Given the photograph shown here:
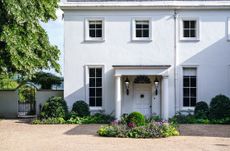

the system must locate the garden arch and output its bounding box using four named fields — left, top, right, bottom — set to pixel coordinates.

left=17, top=82, right=38, bottom=117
